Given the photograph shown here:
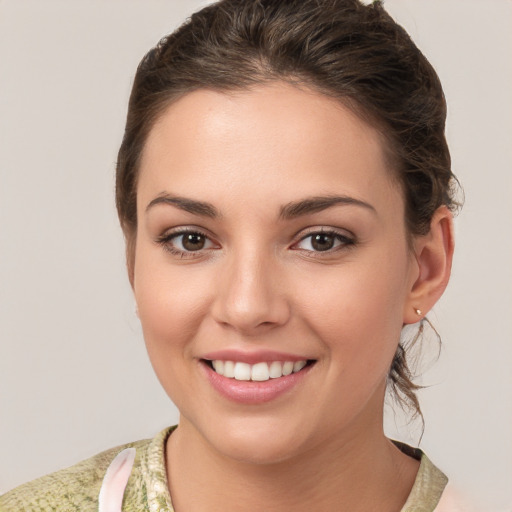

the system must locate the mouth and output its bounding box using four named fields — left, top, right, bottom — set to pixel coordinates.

left=202, top=359, right=316, bottom=382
